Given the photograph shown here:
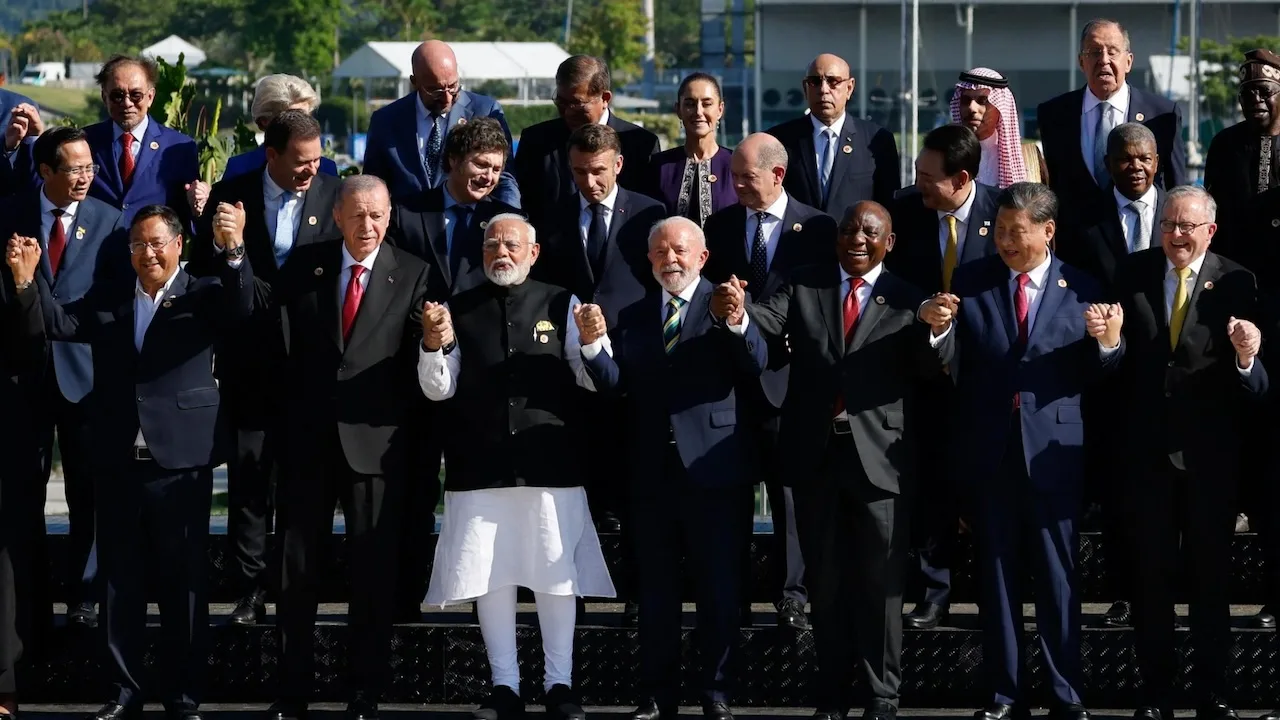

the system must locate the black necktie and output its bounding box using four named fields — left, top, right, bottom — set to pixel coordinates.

left=450, top=205, right=472, bottom=281
left=586, top=203, right=607, bottom=278
left=749, top=211, right=769, bottom=292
